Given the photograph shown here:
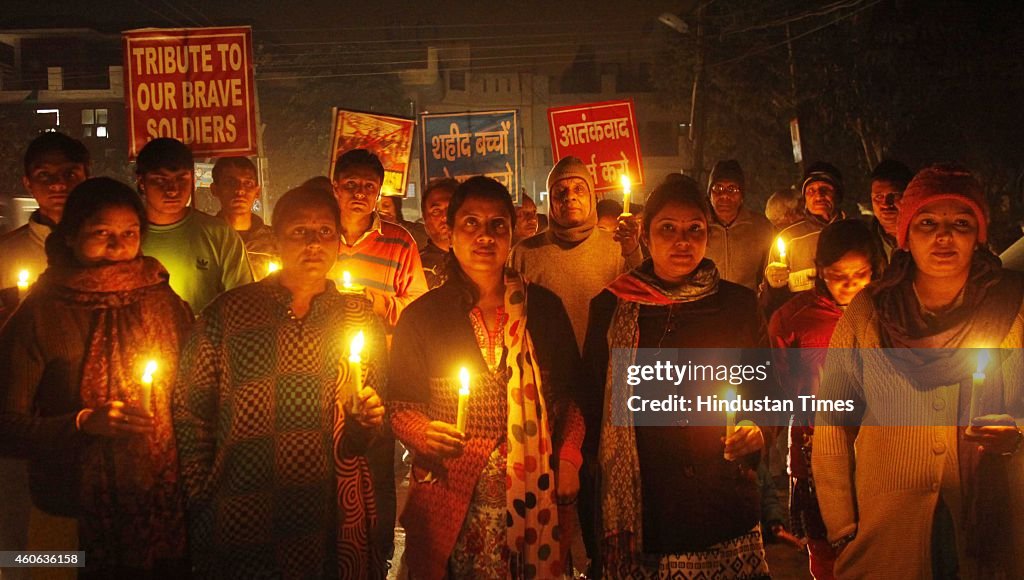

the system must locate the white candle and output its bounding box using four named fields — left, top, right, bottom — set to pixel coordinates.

left=620, top=174, right=632, bottom=216
left=456, top=367, right=470, bottom=433
left=16, top=270, right=30, bottom=298
left=725, top=388, right=737, bottom=438
left=140, top=359, right=158, bottom=415
left=342, top=271, right=353, bottom=290
left=776, top=237, right=787, bottom=262
left=349, top=331, right=365, bottom=411
left=970, top=350, right=990, bottom=422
